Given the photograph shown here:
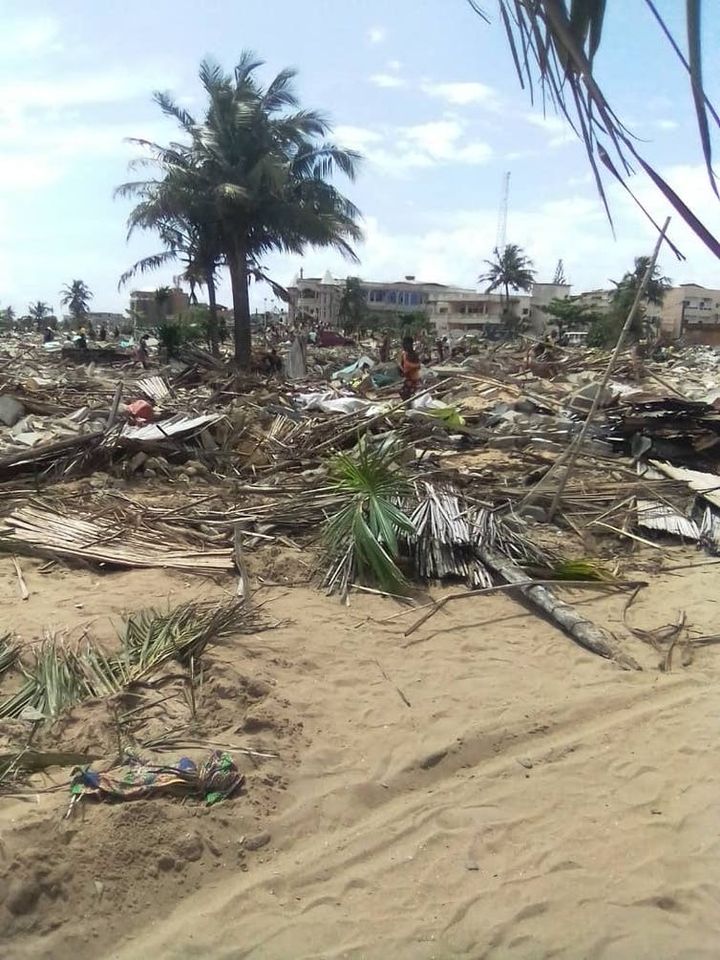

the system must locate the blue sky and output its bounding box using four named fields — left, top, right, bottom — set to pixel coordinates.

left=0, top=0, right=718, bottom=317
